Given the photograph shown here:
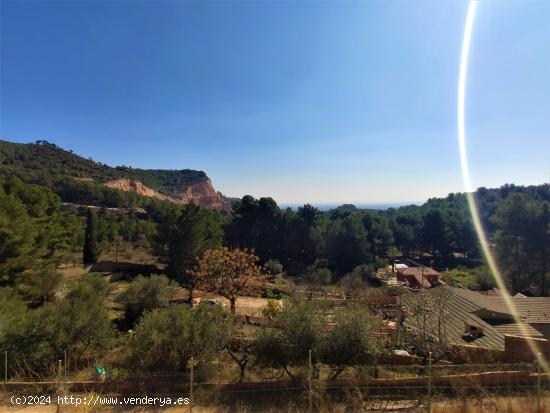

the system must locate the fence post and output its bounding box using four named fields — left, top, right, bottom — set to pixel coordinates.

left=427, top=351, right=432, bottom=413
left=537, top=353, right=542, bottom=413
left=218, top=351, right=221, bottom=386
left=57, top=359, right=62, bottom=413
left=4, top=351, right=6, bottom=383
left=189, top=356, right=194, bottom=413
left=64, top=350, right=67, bottom=378
left=308, top=349, right=312, bottom=413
